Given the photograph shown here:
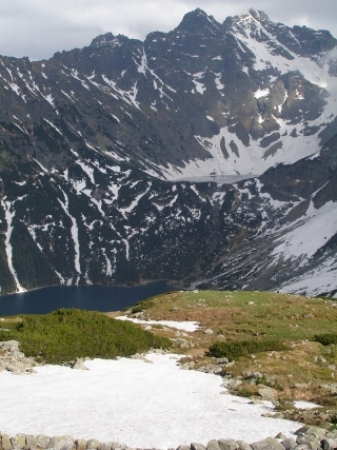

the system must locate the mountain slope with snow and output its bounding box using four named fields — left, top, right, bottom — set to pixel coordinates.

left=0, top=9, right=335, bottom=296
left=194, top=134, right=337, bottom=297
